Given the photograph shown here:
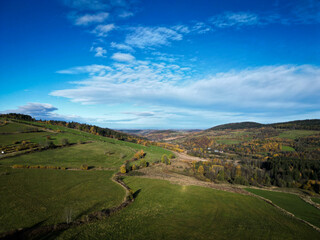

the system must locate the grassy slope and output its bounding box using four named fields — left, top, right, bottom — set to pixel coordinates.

left=0, top=120, right=172, bottom=169
left=245, top=188, right=320, bottom=228
left=312, top=198, right=320, bottom=204
left=58, top=177, right=320, bottom=240
left=281, top=145, right=295, bottom=152
left=0, top=132, right=49, bottom=146
left=1, top=141, right=170, bottom=169
left=0, top=122, right=38, bottom=133
left=277, top=130, right=319, bottom=139
left=0, top=168, right=124, bottom=233
left=0, top=120, right=172, bottom=235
